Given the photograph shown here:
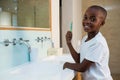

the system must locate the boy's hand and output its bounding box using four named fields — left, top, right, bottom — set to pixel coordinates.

left=66, top=31, right=72, bottom=44
left=63, top=62, right=69, bottom=70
